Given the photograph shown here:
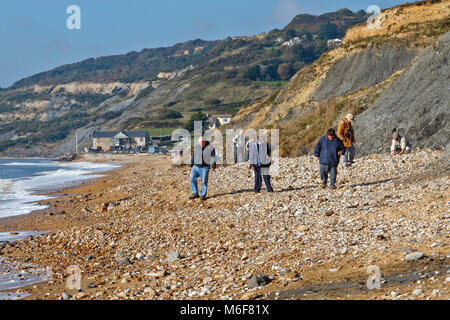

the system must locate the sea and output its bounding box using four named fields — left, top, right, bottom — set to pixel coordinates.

left=0, top=158, right=120, bottom=219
